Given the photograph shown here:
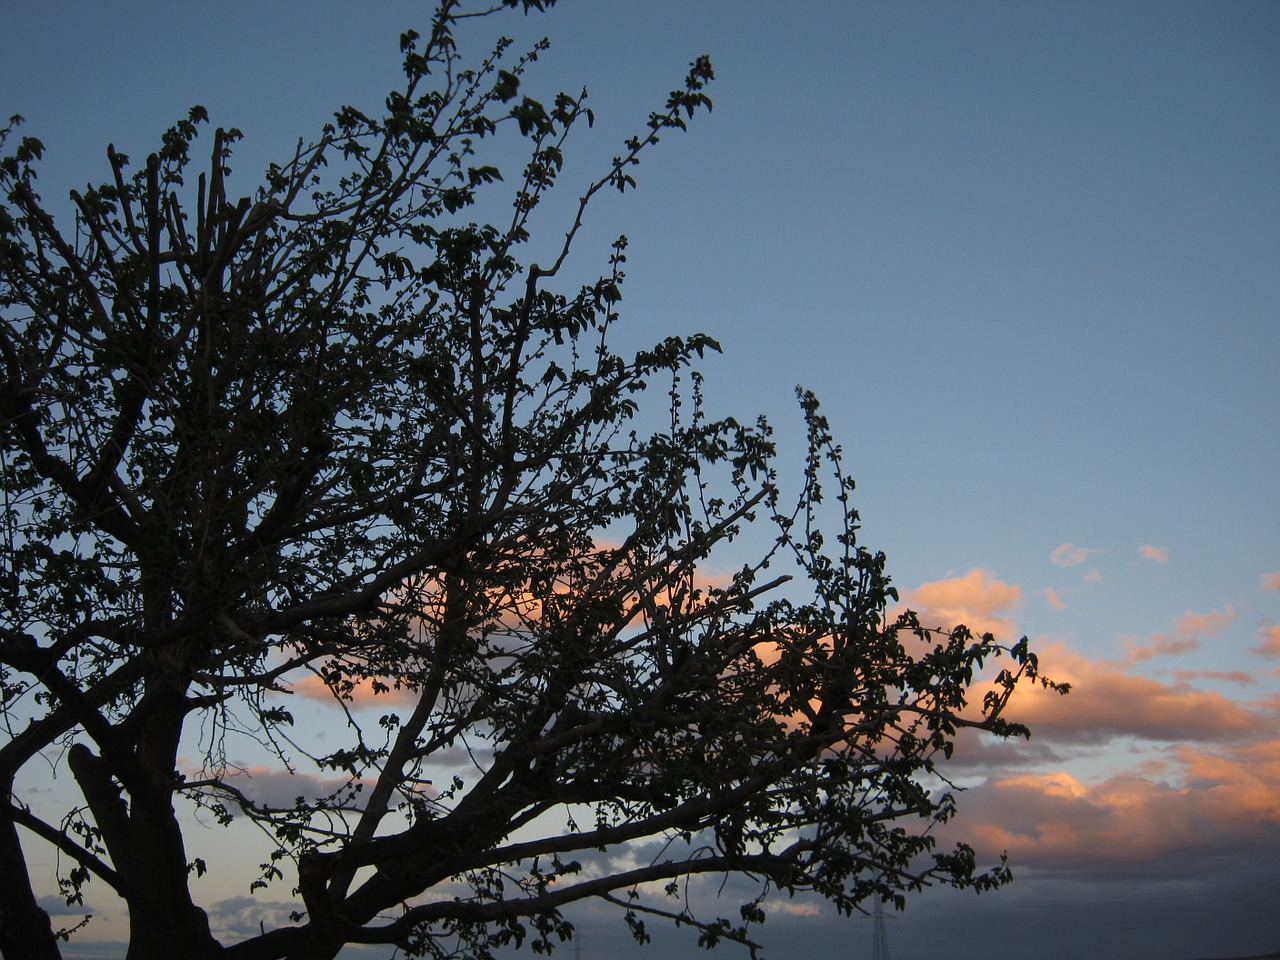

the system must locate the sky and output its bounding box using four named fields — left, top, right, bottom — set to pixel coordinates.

left=3, top=1, right=1279, bottom=958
